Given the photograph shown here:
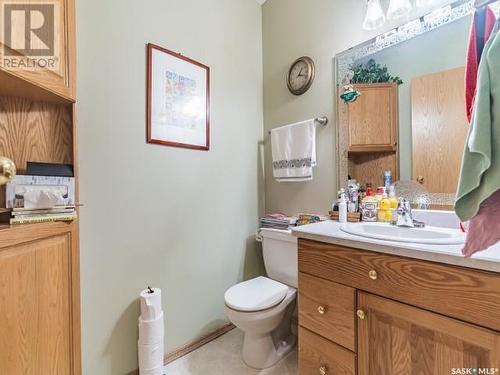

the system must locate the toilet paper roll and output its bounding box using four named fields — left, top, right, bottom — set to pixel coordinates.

left=140, top=288, right=162, bottom=321
left=139, top=365, right=164, bottom=375
left=139, top=312, right=164, bottom=345
left=138, top=341, right=164, bottom=371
